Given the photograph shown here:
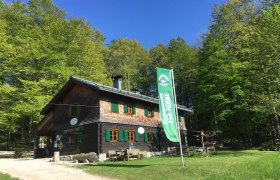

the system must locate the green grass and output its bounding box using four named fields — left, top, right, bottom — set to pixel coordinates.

left=0, top=172, right=18, bottom=180
left=77, top=150, right=280, bottom=180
